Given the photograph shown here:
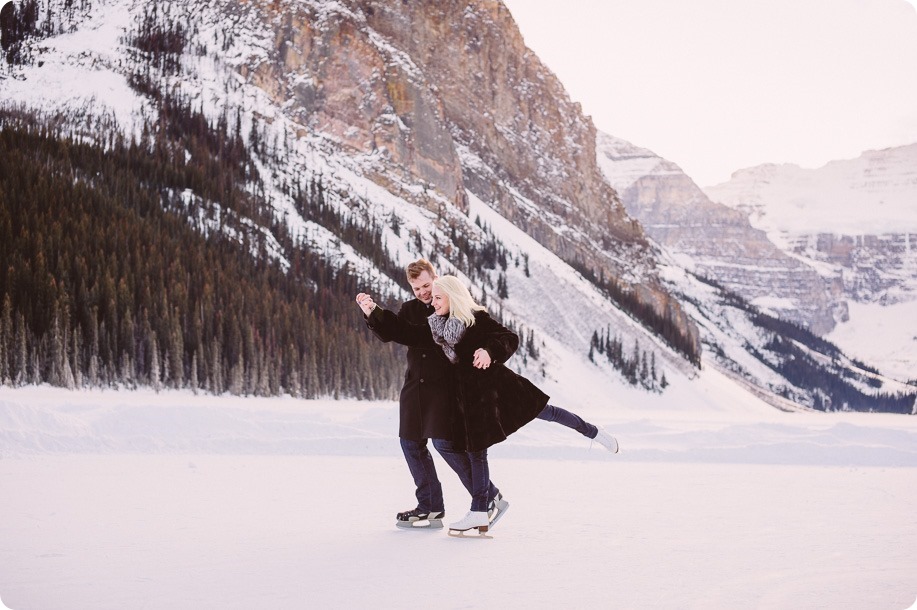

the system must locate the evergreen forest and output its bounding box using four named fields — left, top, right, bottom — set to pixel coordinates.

left=0, top=106, right=408, bottom=399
